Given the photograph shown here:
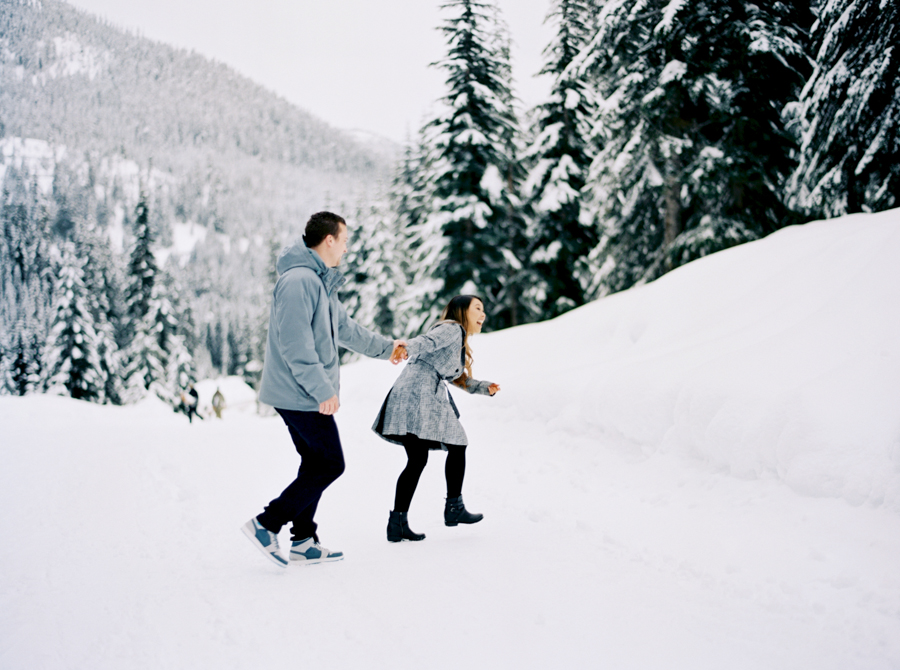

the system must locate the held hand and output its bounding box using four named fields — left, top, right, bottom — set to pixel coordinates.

left=390, top=341, right=409, bottom=365
left=319, top=395, right=340, bottom=415
left=488, top=383, right=501, bottom=396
